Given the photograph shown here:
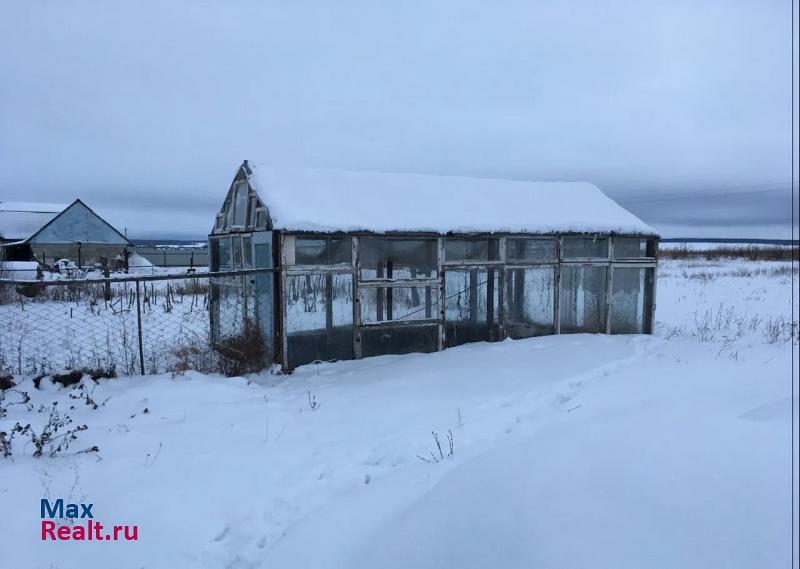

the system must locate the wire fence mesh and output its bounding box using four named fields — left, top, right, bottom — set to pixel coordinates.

left=0, top=270, right=268, bottom=377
